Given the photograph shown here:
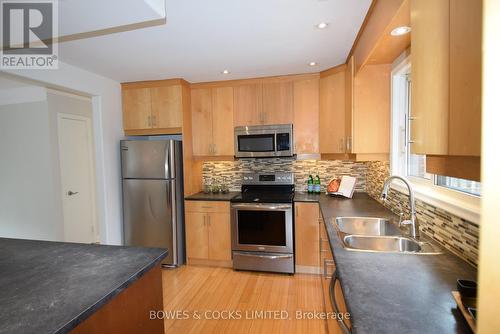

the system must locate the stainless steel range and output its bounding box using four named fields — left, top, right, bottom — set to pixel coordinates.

left=230, top=172, right=295, bottom=274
